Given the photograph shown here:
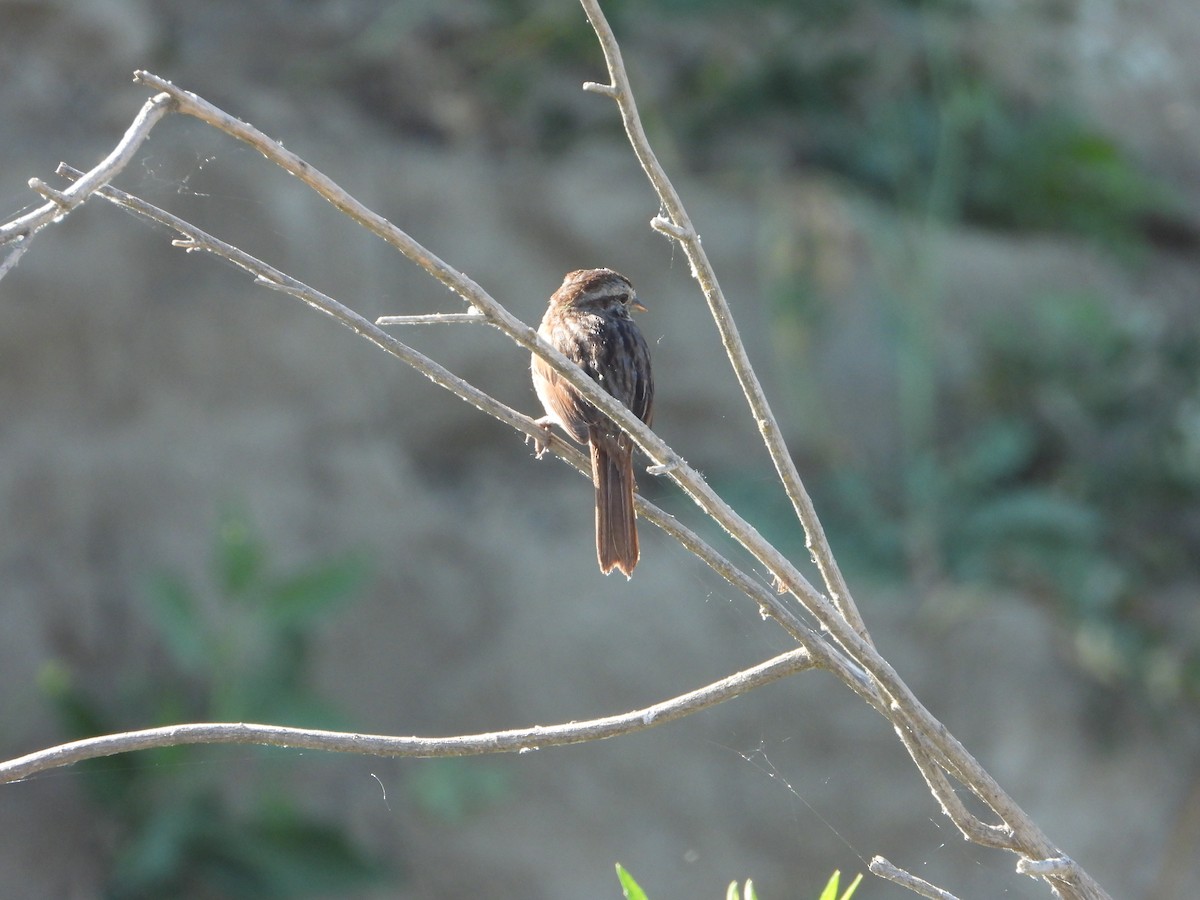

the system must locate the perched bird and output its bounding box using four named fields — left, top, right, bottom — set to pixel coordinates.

left=531, top=269, right=654, bottom=576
